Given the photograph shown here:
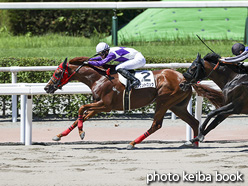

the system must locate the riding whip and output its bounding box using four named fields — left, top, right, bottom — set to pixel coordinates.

left=196, top=34, right=216, bottom=54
